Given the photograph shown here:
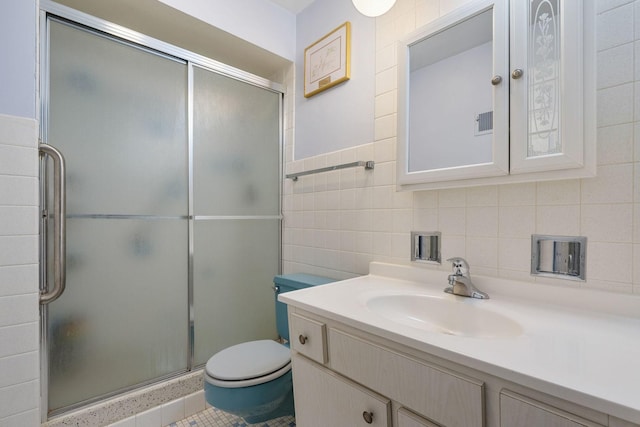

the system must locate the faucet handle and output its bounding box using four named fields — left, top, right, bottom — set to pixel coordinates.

left=447, top=257, right=470, bottom=276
